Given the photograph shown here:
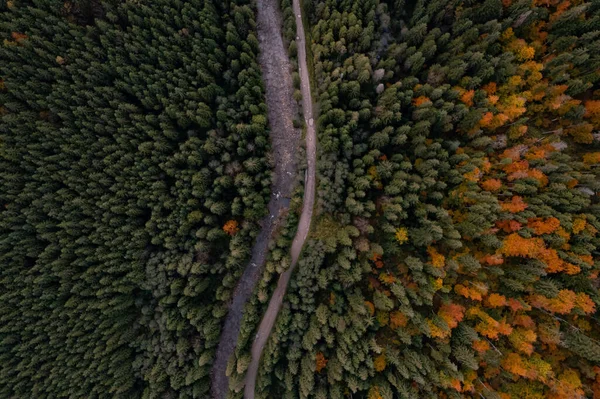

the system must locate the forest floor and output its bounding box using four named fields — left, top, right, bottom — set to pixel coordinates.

left=243, top=0, right=317, bottom=397
left=209, top=0, right=301, bottom=397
